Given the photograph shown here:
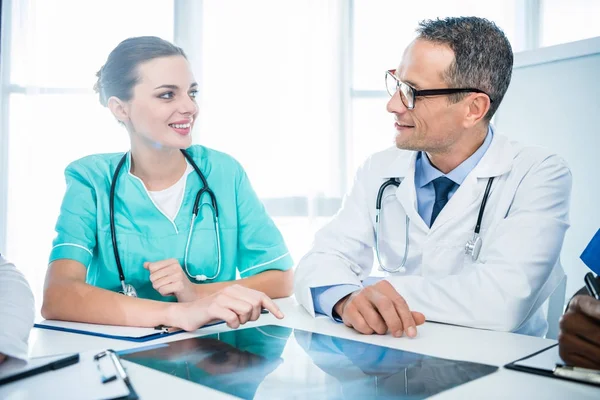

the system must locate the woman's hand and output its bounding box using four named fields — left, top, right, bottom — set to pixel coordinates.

left=144, top=259, right=197, bottom=302
left=170, top=284, right=284, bottom=332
